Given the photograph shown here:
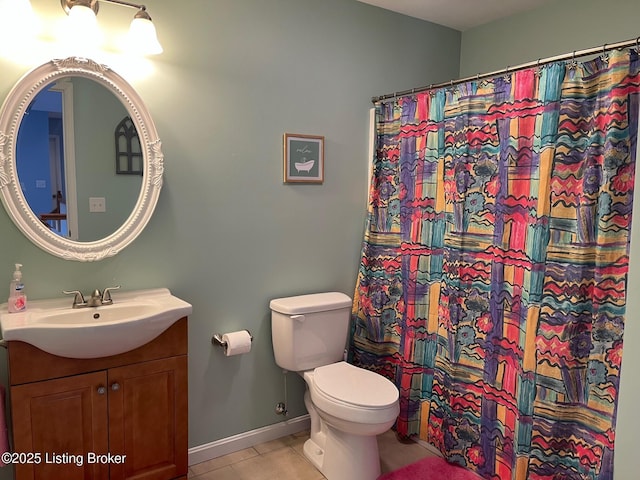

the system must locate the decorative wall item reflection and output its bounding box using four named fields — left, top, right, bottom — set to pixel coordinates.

left=283, top=133, right=324, bottom=183
left=115, top=116, right=143, bottom=175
